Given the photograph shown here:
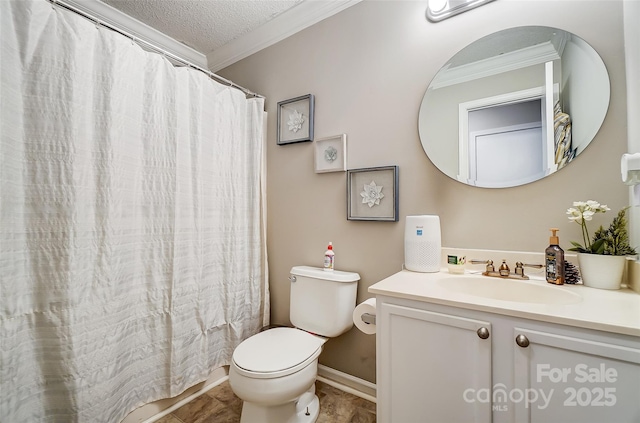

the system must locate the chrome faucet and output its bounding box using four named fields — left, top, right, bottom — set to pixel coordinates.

left=470, top=259, right=543, bottom=280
